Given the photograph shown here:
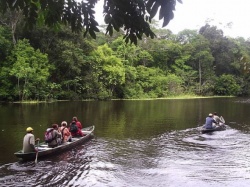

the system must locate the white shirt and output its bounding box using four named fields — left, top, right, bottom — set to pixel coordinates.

left=22, top=133, right=35, bottom=153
